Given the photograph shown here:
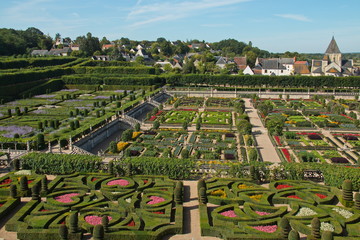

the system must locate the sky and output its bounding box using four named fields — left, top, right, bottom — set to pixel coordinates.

left=0, top=0, right=359, bottom=53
